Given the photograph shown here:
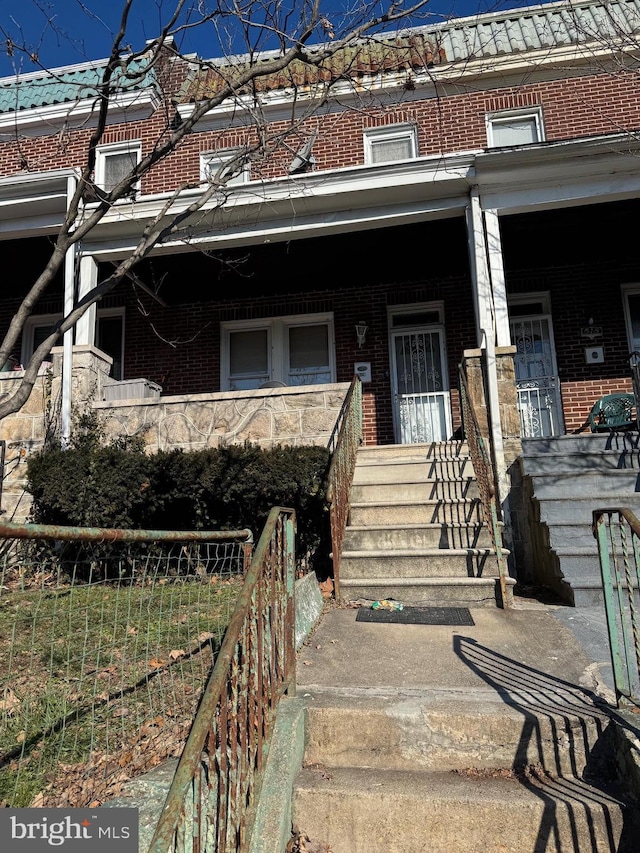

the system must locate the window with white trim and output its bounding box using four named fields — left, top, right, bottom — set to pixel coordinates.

left=221, top=314, right=335, bottom=391
left=200, top=149, right=250, bottom=186
left=21, top=310, right=125, bottom=379
left=363, top=124, right=418, bottom=165
left=486, top=108, right=544, bottom=148
left=95, top=142, right=141, bottom=192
